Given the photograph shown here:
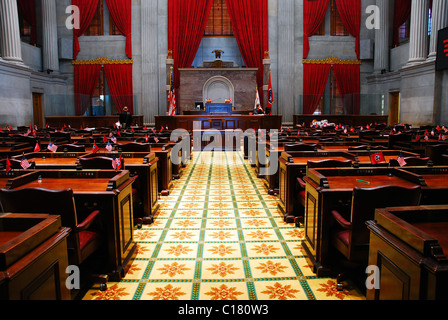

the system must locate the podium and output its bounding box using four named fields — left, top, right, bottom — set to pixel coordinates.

left=206, top=103, right=233, bottom=114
